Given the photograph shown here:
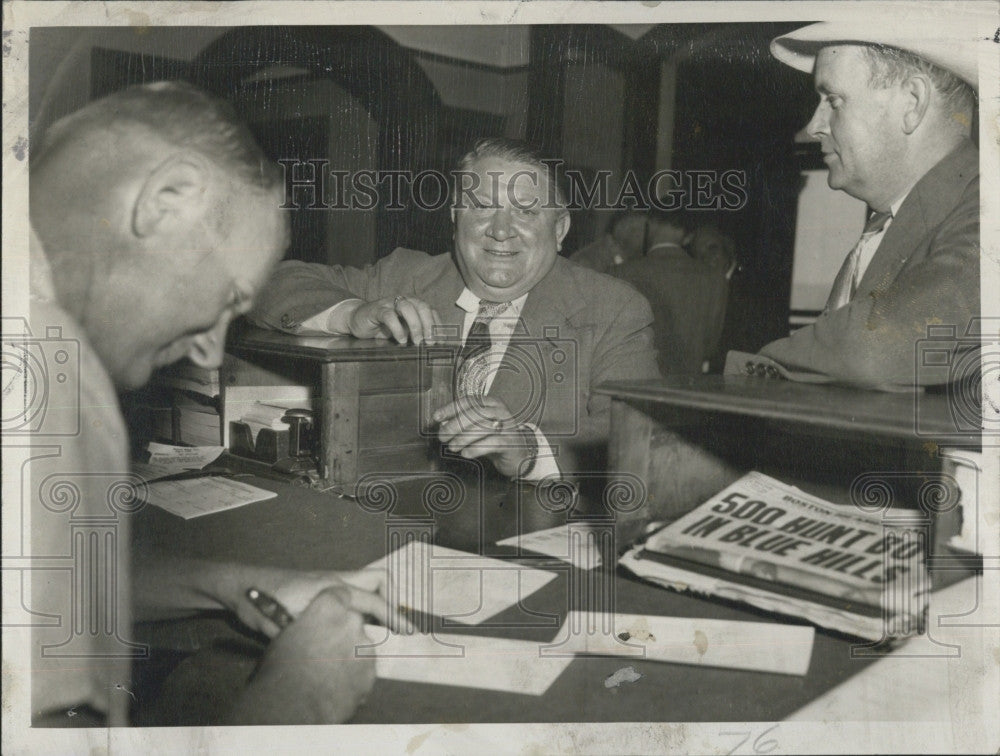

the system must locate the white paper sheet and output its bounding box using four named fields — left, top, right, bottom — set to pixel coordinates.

left=361, top=625, right=572, bottom=695
left=144, top=442, right=225, bottom=473
left=366, top=542, right=558, bottom=625
left=548, top=611, right=814, bottom=676
left=496, top=524, right=604, bottom=570
left=141, top=477, right=276, bottom=519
